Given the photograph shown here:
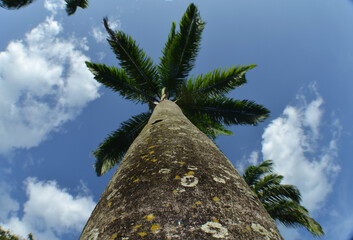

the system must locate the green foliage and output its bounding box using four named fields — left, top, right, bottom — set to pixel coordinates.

left=0, top=0, right=87, bottom=15
left=88, top=3, right=270, bottom=175
left=65, top=0, right=88, bottom=15
left=185, top=65, right=256, bottom=97
left=86, top=62, right=158, bottom=104
left=243, top=160, right=324, bottom=237
left=180, top=96, right=269, bottom=126
left=158, top=4, right=205, bottom=98
left=104, top=18, right=160, bottom=100
left=93, top=112, right=151, bottom=176
left=0, top=226, right=34, bottom=240
left=0, top=0, right=34, bottom=9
